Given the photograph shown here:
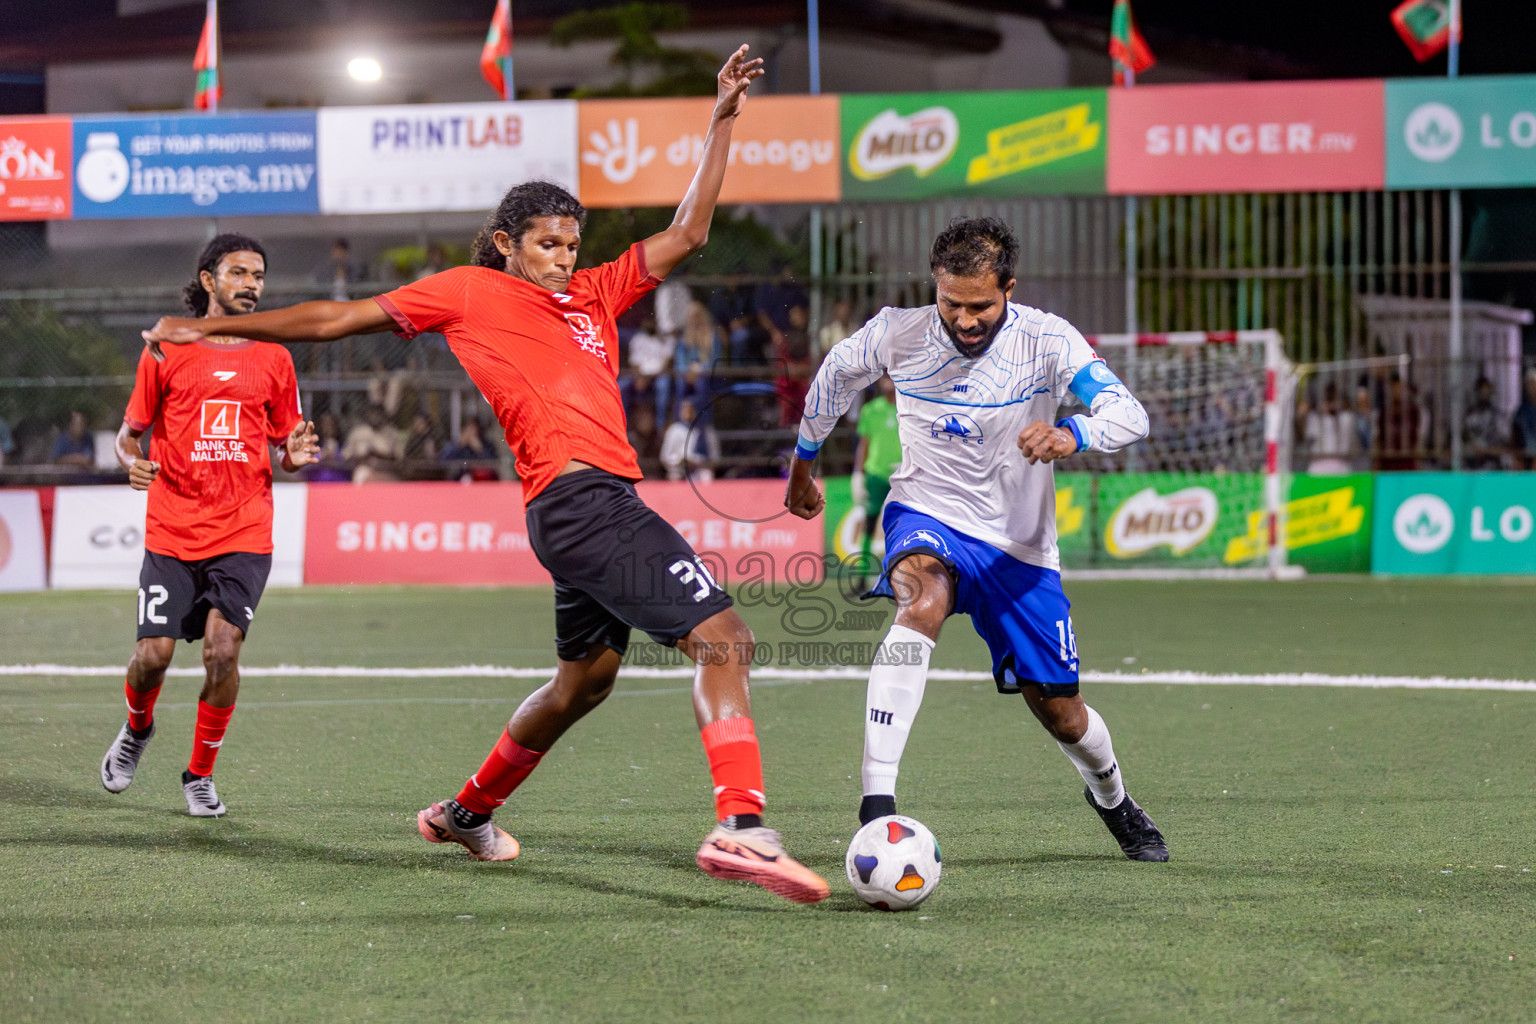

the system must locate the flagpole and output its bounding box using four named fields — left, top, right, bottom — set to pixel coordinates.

left=1123, top=63, right=1140, bottom=471
left=1447, top=0, right=1462, bottom=470
left=208, top=0, right=219, bottom=114
left=807, top=0, right=824, bottom=357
